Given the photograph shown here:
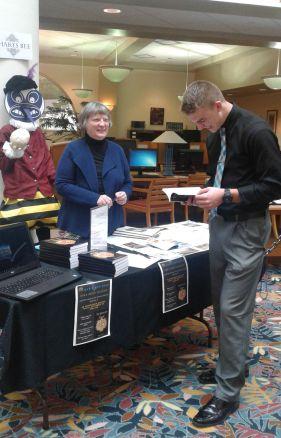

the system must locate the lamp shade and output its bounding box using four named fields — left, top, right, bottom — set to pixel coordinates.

left=152, top=130, right=186, bottom=144
left=262, top=49, right=281, bottom=90
left=99, top=65, right=132, bottom=83
left=72, top=88, right=93, bottom=98
left=262, top=75, right=281, bottom=90
left=99, top=41, right=133, bottom=83
left=72, top=52, right=93, bottom=98
left=178, top=56, right=189, bottom=102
